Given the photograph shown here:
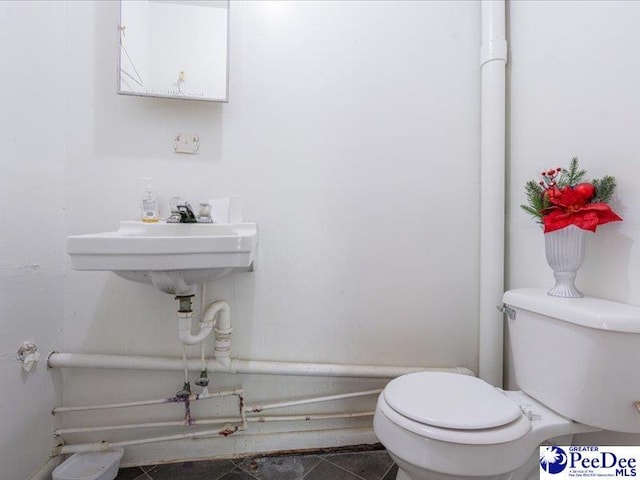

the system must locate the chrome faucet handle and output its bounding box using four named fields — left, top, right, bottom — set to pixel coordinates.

left=197, top=202, right=213, bottom=223
left=175, top=203, right=198, bottom=223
